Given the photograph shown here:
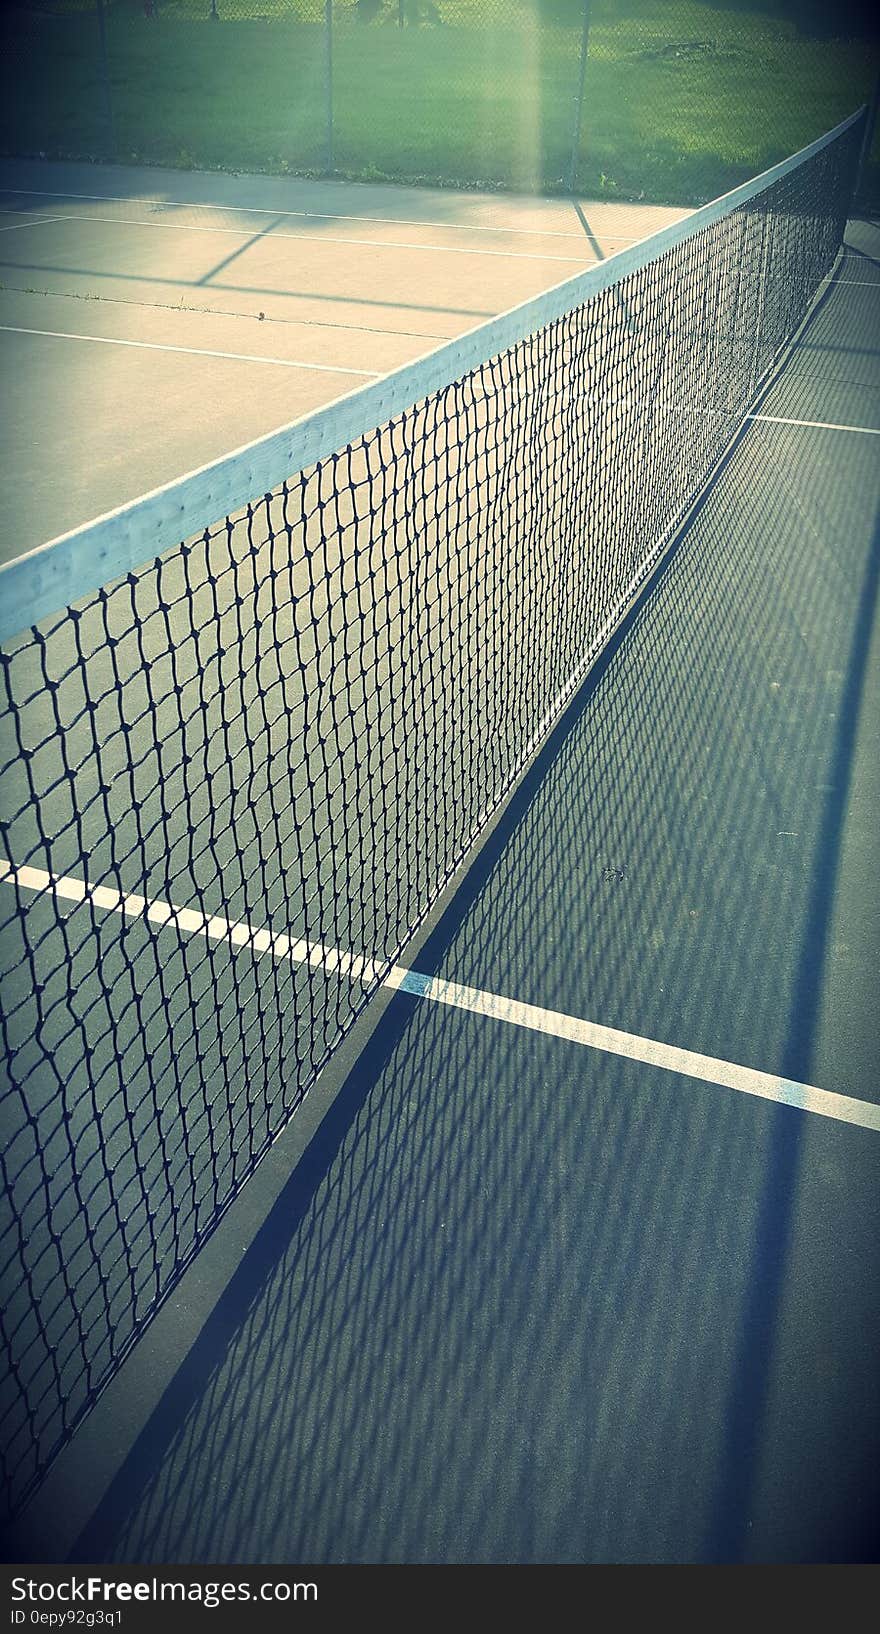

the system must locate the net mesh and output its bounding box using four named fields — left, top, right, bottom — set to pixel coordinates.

left=0, top=113, right=863, bottom=1517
